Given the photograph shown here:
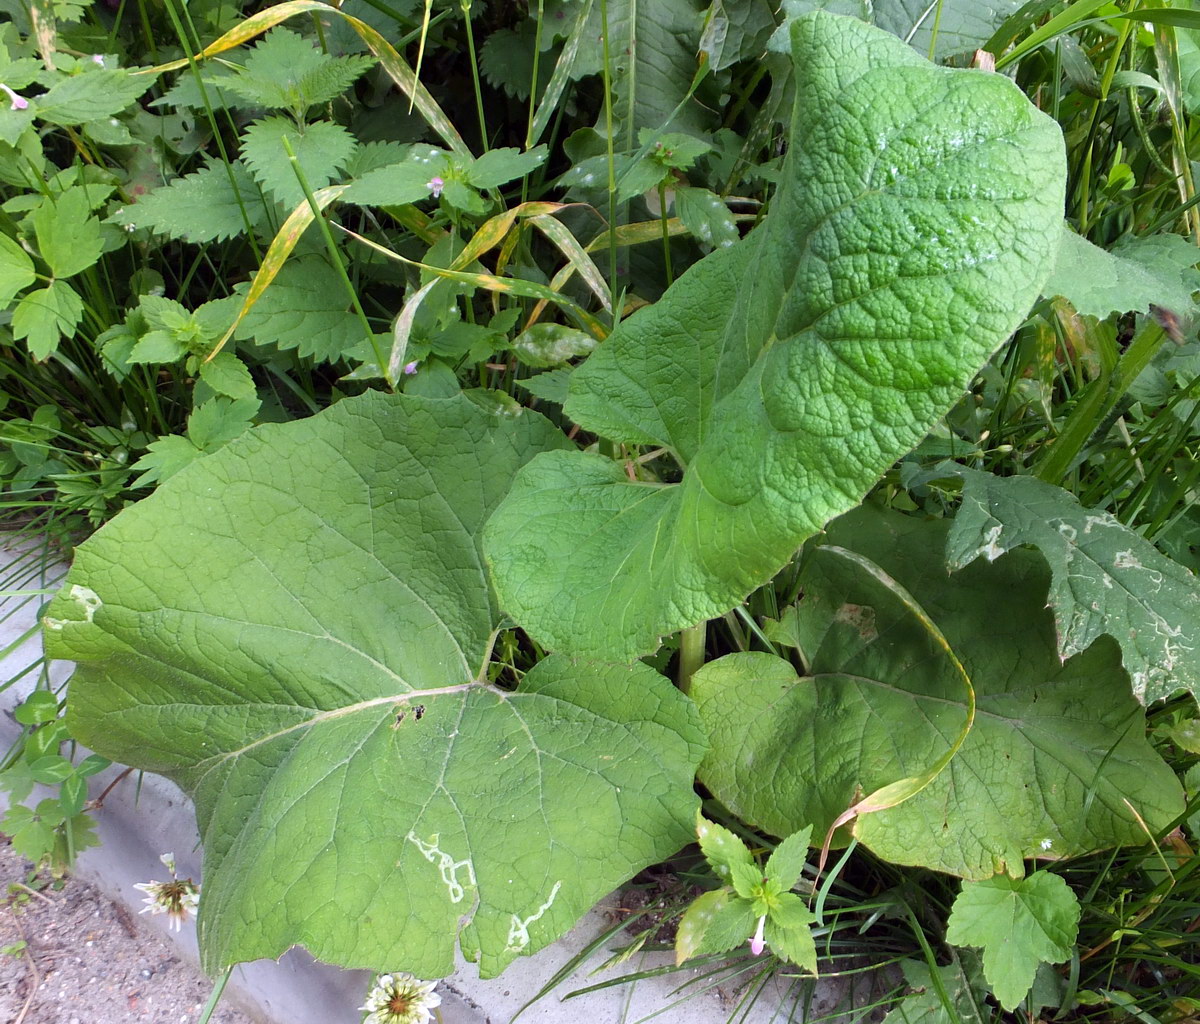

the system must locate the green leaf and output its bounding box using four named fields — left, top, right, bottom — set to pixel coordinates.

left=111, top=161, right=268, bottom=244
left=32, top=188, right=103, bottom=279
left=764, top=825, right=812, bottom=890
left=47, top=392, right=704, bottom=978
left=485, top=12, right=1066, bottom=661
left=695, top=813, right=755, bottom=885
left=675, top=888, right=730, bottom=963
left=186, top=396, right=260, bottom=451
left=233, top=254, right=364, bottom=363
left=945, top=872, right=1079, bottom=1011
left=14, top=691, right=59, bottom=724
left=517, top=368, right=573, bottom=406
left=511, top=323, right=597, bottom=368
left=764, top=901, right=816, bottom=971
left=129, top=435, right=204, bottom=488
left=729, top=859, right=763, bottom=900
left=240, top=116, right=357, bottom=209
left=12, top=280, right=82, bottom=360
left=199, top=352, right=256, bottom=400
left=224, top=29, right=373, bottom=110
left=692, top=889, right=758, bottom=957
left=340, top=157, right=442, bottom=206
left=944, top=467, right=1200, bottom=704
left=1044, top=227, right=1198, bottom=319
left=691, top=505, right=1184, bottom=879
left=466, top=145, right=548, bottom=189
left=874, top=0, right=1024, bottom=58
left=33, top=68, right=154, bottom=126
left=129, top=330, right=188, bottom=364
left=0, top=232, right=35, bottom=306
left=674, top=185, right=739, bottom=249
